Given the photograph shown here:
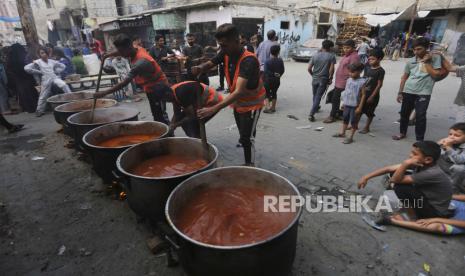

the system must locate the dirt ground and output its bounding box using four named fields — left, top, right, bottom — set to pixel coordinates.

left=1, top=60, right=465, bottom=275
